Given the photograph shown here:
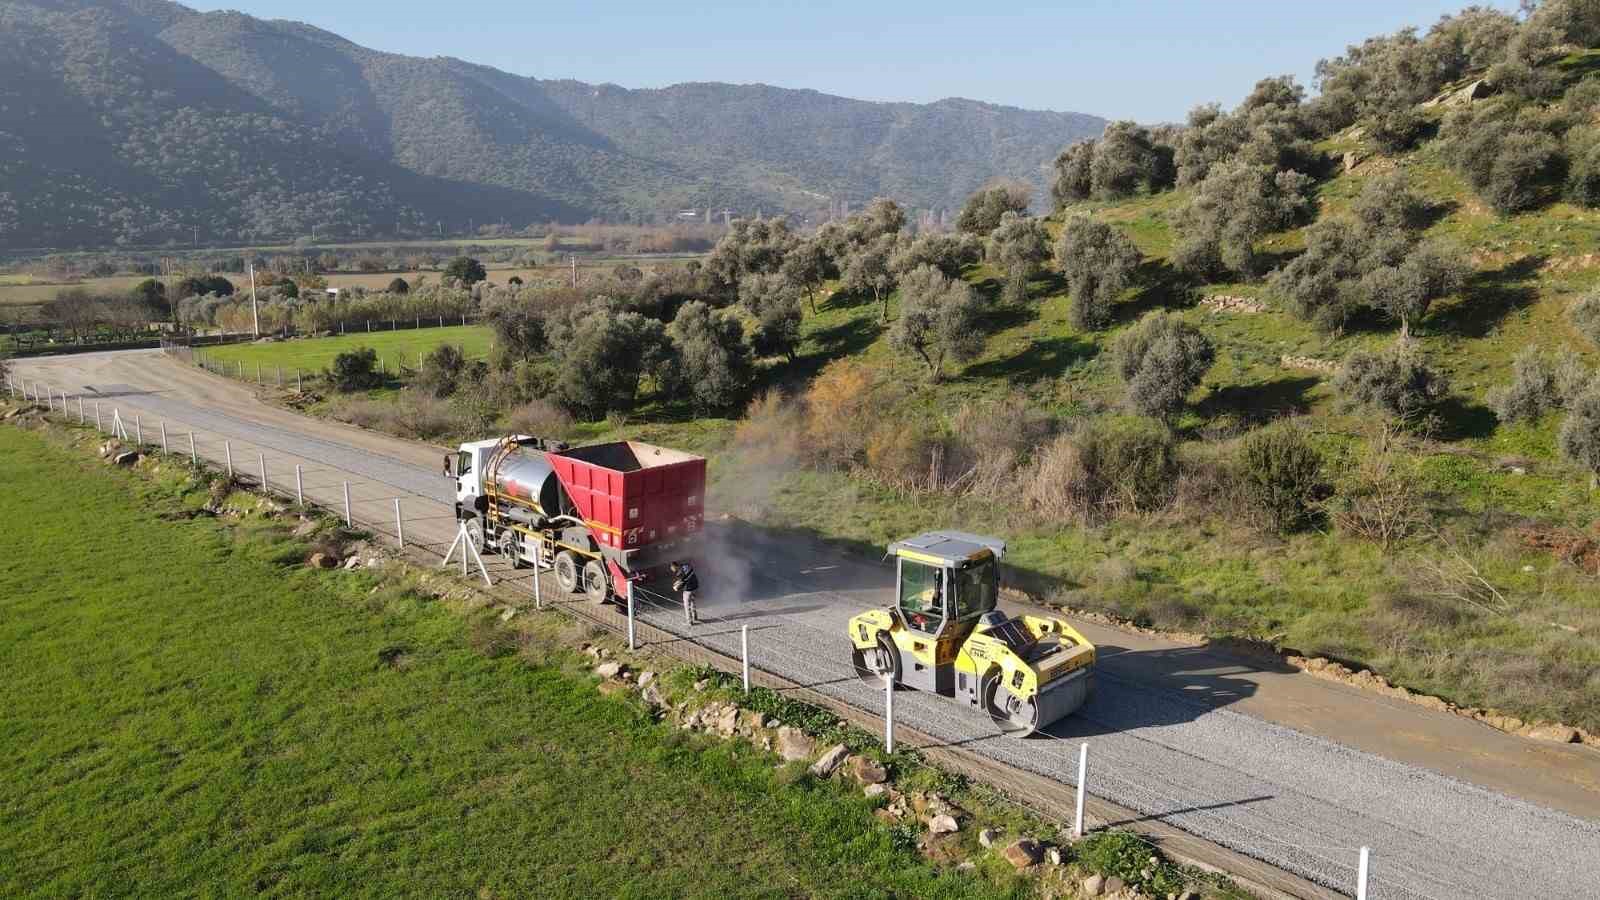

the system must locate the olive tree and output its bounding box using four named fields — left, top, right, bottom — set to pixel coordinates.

left=778, top=236, right=832, bottom=313
left=738, top=272, right=804, bottom=361
left=1055, top=217, right=1142, bottom=331
left=889, top=265, right=984, bottom=382
left=549, top=309, right=671, bottom=419
left=986, top=212, right=1052, bottom=304
left=443, top=256, right=486, bottom=286
left=705, top=216, right=796, bottom=292
left=666, top=301, right=752, bottom=412
left=842, top=233, right=898, bottom=320
left=1112, top=311, right=1216, bottom=422
left=1051, top=140, right=1095, bottom=207
left=1570, top=293, right=1600, bottom=347
left=889, top=231, right=982, bottom=280
left=1171, top=161, right=1313, bottom=280
left=957, top=180, right=1031, bottom=234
